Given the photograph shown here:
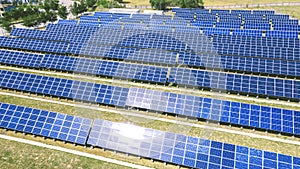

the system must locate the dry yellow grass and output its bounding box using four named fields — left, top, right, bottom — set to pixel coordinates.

left=242, top=6, right=300, bottom=19
left=0, top=138, right=130, bottom=169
